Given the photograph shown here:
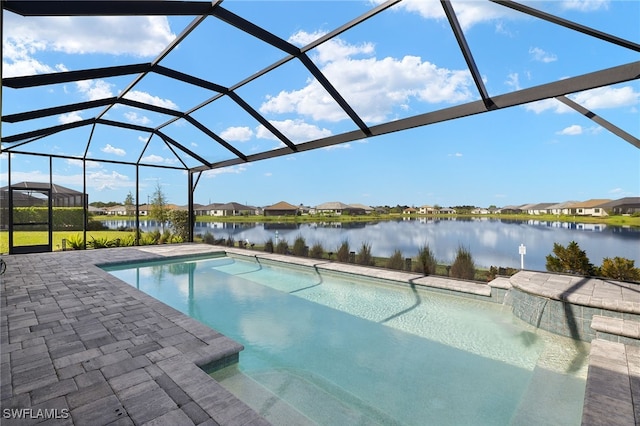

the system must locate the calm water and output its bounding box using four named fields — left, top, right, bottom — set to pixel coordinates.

left=104, top=218, right=640, bottom=271
left=105, top=255, right=588, bottom=425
